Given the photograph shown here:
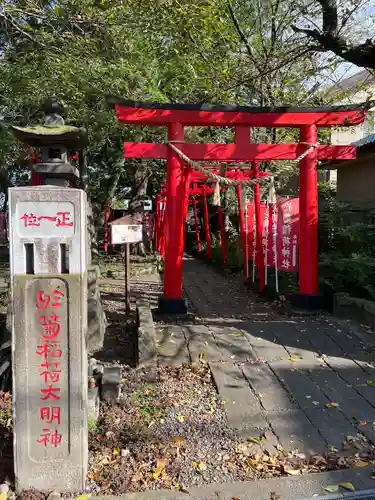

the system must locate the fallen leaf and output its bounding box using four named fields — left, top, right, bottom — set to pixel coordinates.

left=172, top=436, right=185, bottom=446
left=359, top=420, right=368, bottom=426
left=192, top=461, right=206, bottom=471
left=305, top=395, right=311, bottom=399
left=258, top=393, right=263, bottom=398
left=312, top=401, right=320, bottom=406
left=328, top=444, right=338, bottom=452
left=326, top=402, right=340, bottom=408
left=73, top=495, right=92, bottom=500
left=354, top=460, right=369, bottom=468
left=323, top=485, right=339, bottom=493
left=87, top=470, right=100, bottom=481
left=204, top=341, right=209, bottom=347
left=231, top=333, right=243, bottom=337
left=159, top=418, right=165, bottom=424
left=174, top=483, right=189, bottom=493
left=247, top=437, right=261, bottom=445
left=340, top=483, right=355, bottom=491
left=367, top=380, right=375, bottom=387
left=284, top=467, right=301, bottom=476
left=152, top=459, right=167, bottom=480
left=176, top=415, right=185, bottom=423
left=276, top=444, right=289, bottom=457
